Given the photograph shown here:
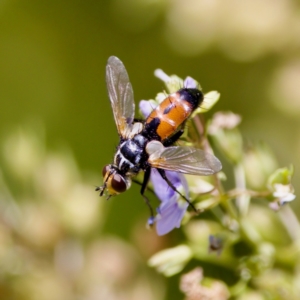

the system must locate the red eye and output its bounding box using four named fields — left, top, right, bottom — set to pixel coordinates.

left=111, top=174, right=127, bottom=193
left=102, top=165, right=110, bottom=177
